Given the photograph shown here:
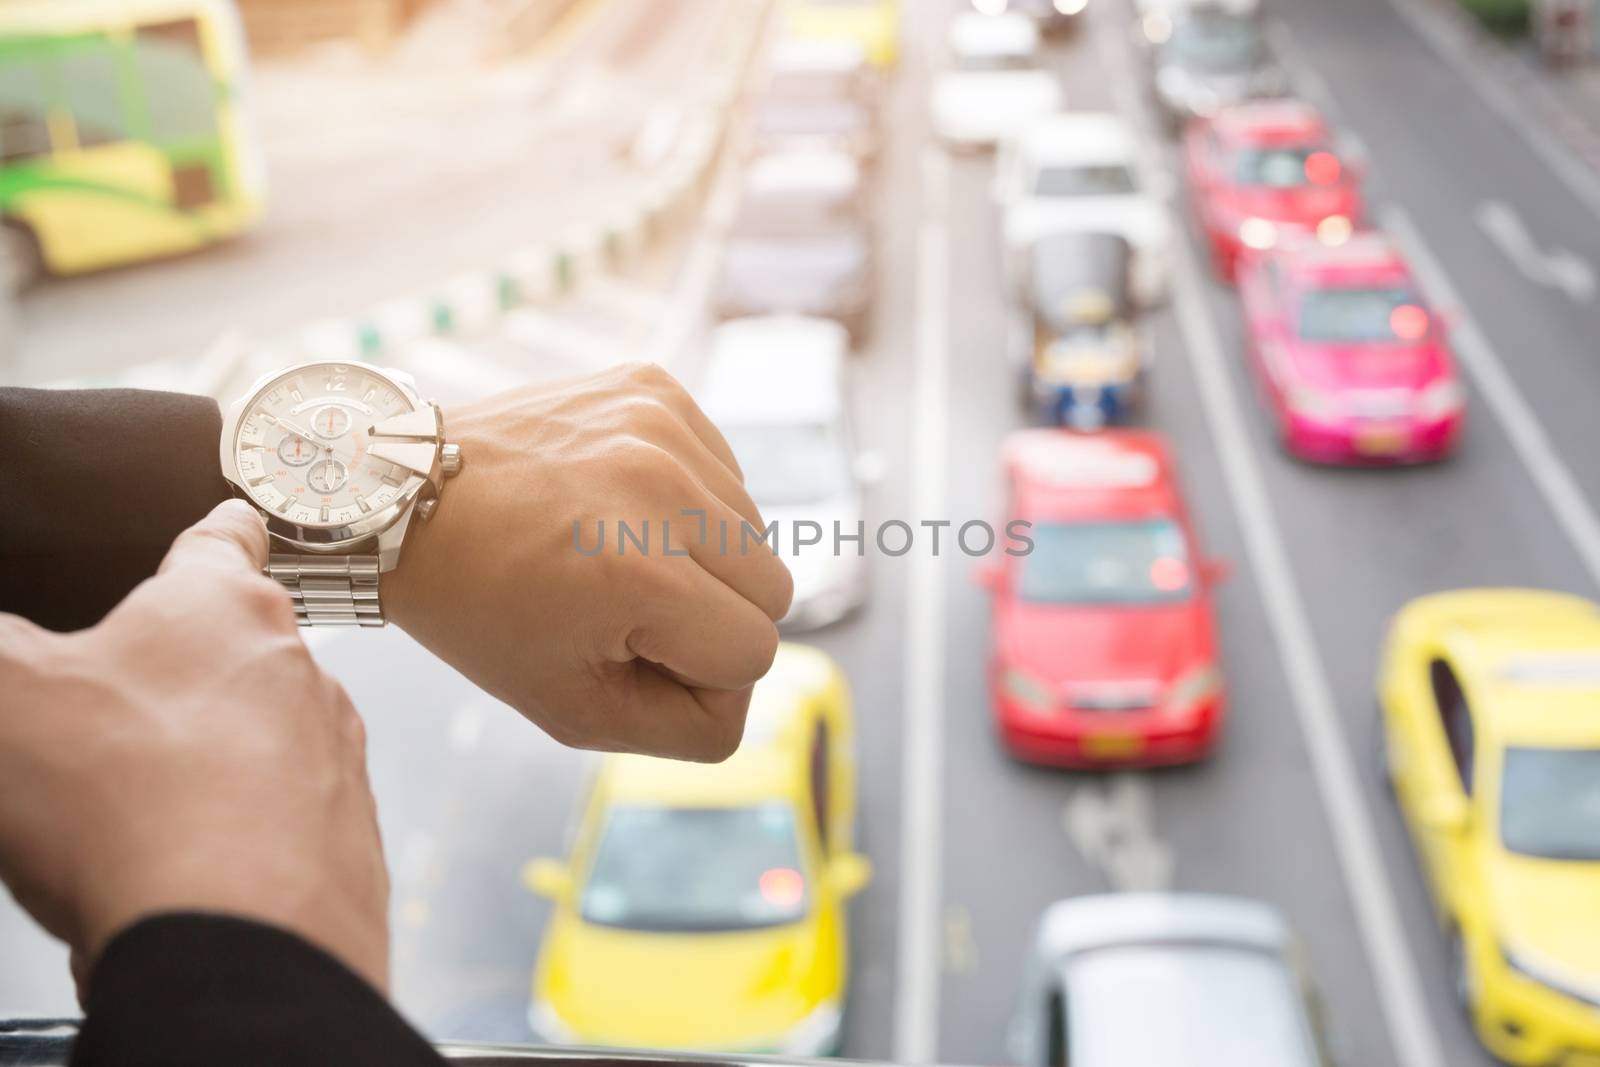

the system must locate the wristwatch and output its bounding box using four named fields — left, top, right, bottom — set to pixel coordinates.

left=219, top=360, right=462, bottom=627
